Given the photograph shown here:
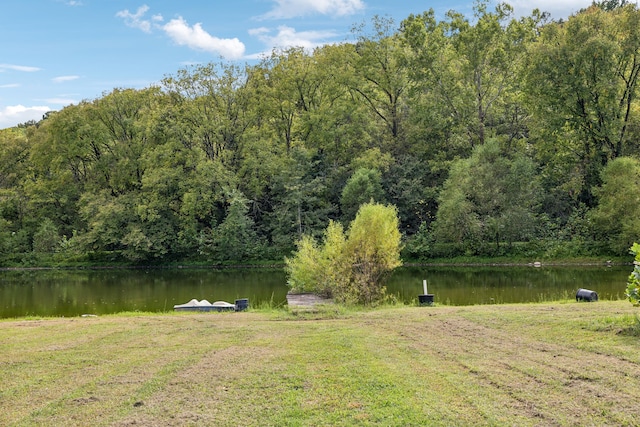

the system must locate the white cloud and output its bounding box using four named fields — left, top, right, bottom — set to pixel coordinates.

left=45, top=98, right=77, bottom=105
left=0, top=84, right=20, bottom=88
left=510, top=0, right=592, bottom=19
left=0, top=105, right=51, bottom=129
left=260, top=0, right=365, bottom=19
left=249, top=25, right=338, bottom=51
left=162, top=17, right=245, bottom=60
left=116, top=6, right=244, bottom=59
left=52, top=75, right=80, bottom=83
left=248, top=27, right=270, bottom=37
left=56, top=0, right=82, bottom=5
left=0, top=64, right=41, bottom=72
left=116, top=5, right=153, bottom=33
